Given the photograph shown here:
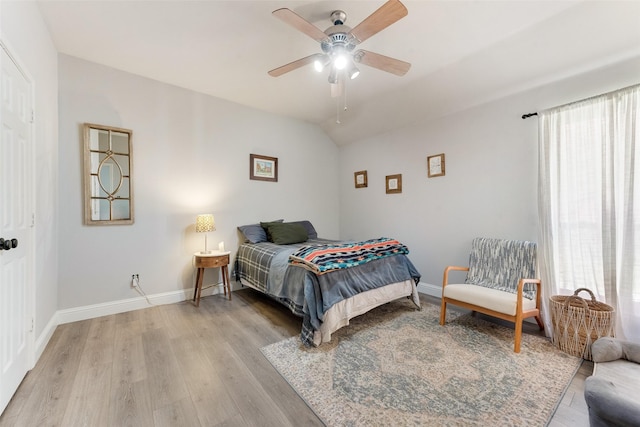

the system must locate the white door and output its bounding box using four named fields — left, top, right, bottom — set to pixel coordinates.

left=0, top=44, right=33, bottom=414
